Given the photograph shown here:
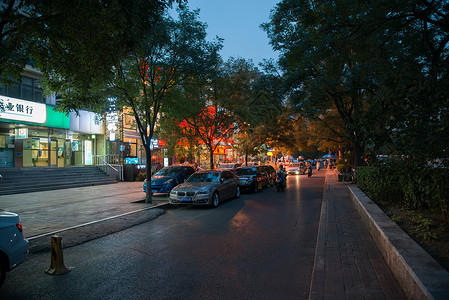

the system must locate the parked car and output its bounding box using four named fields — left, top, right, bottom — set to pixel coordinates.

left=286, top=162, right=306, bottom=175
left=234, top=166, right=268, bottom=193
left=259, top=165, right=276, bottom=186
left=216, top=163, right=241, bottom=171
left=0, top=211, right=29, bottom=288
left=143, top=165, right=196, bottom=194
left=169, top=170, right=240, bottom=207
